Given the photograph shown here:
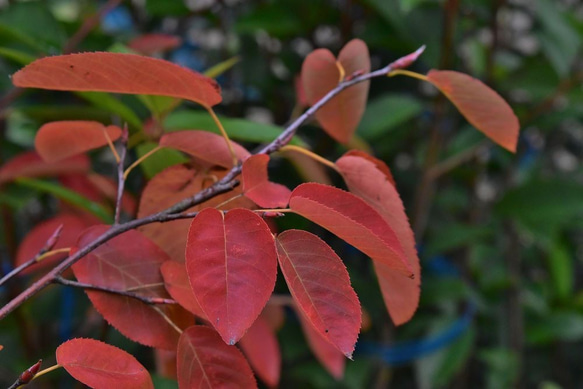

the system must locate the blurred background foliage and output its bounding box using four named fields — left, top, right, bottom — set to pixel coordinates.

left=1, top=0, right=583, bottom=388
